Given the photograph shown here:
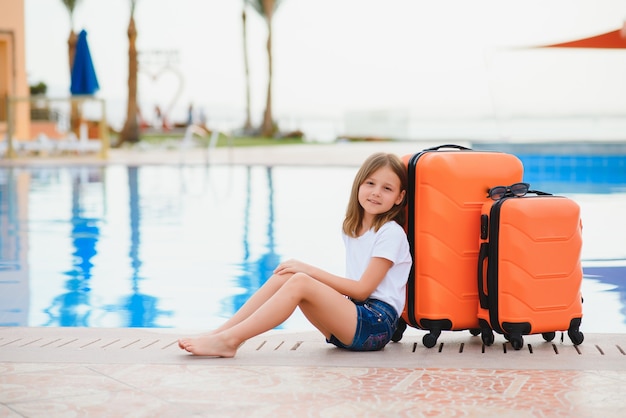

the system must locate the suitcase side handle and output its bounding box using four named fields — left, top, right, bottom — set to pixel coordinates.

left=423, top=144, right=471, bottom=151
left=478, top=242, right=490, bottom=309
